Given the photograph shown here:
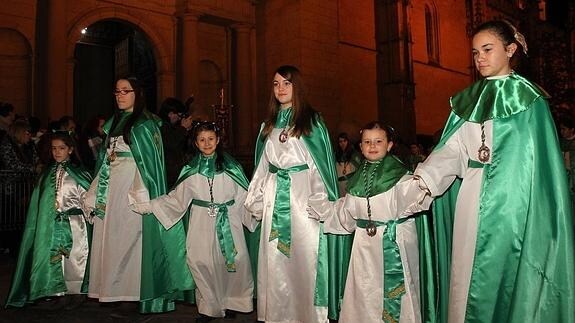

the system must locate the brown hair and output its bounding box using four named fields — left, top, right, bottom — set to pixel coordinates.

left=261, top=65, right=317, bottom=138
